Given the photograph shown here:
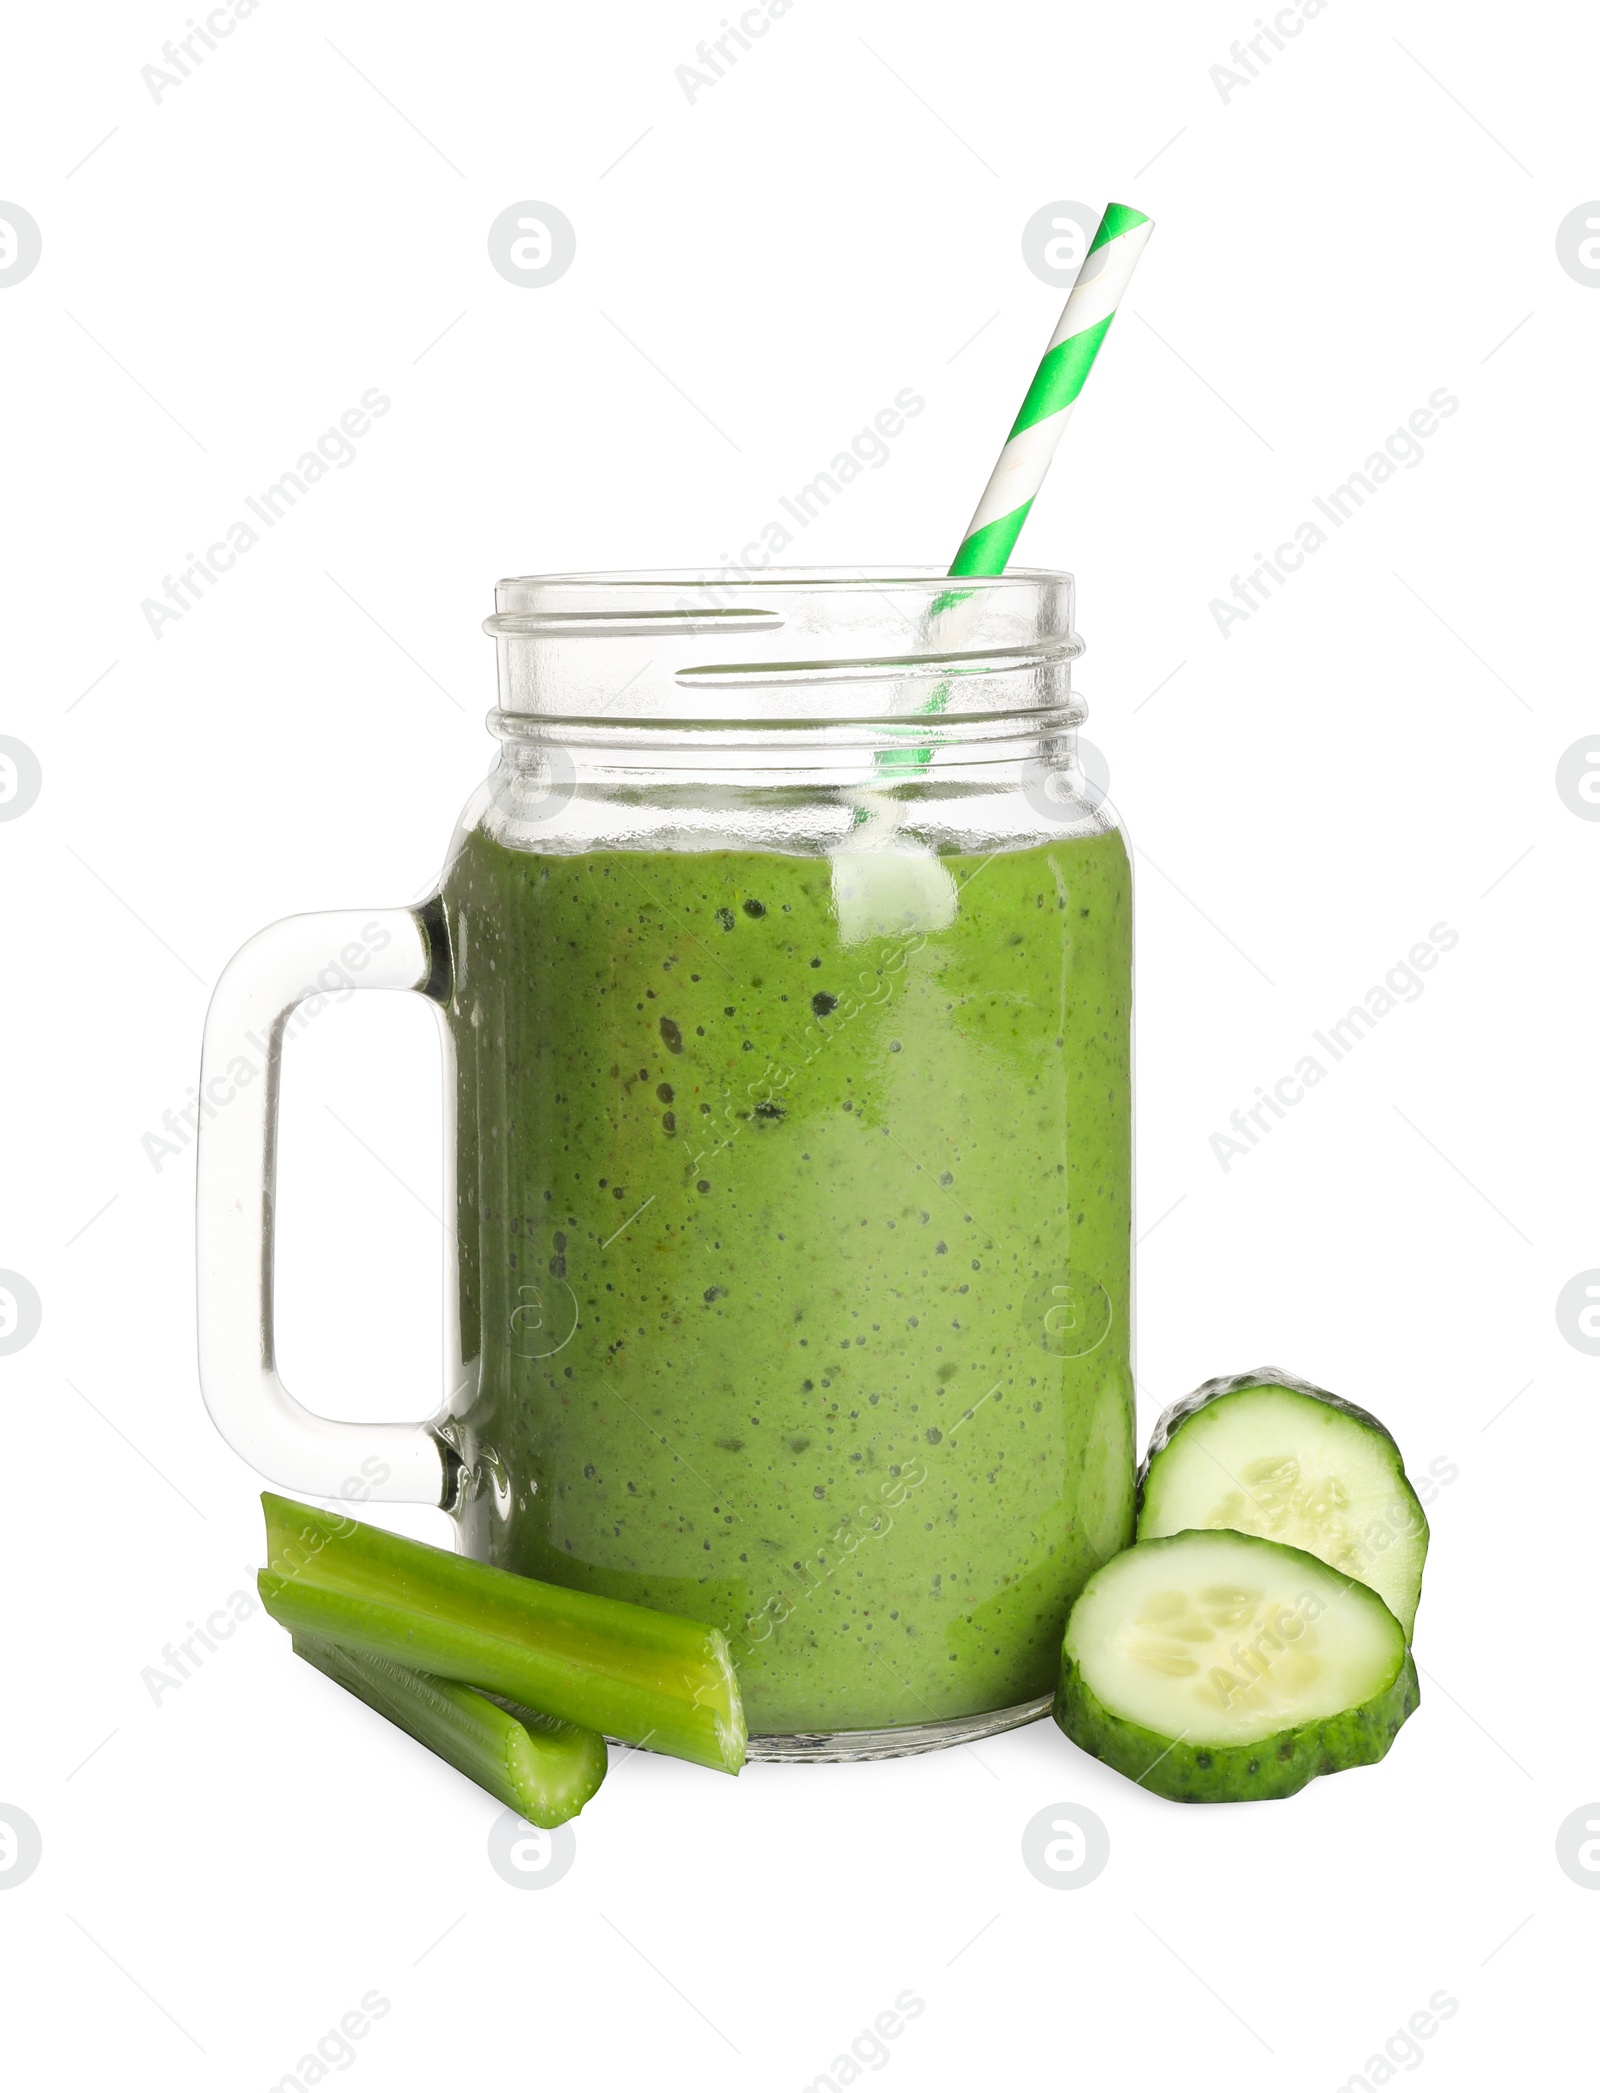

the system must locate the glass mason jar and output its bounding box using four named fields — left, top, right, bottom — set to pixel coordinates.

left=197, top=567, right=1134, bottom=1760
